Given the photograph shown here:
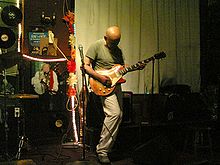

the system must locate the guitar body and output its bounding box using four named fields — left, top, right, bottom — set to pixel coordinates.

left=89, top=64, right=126, bottom=96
